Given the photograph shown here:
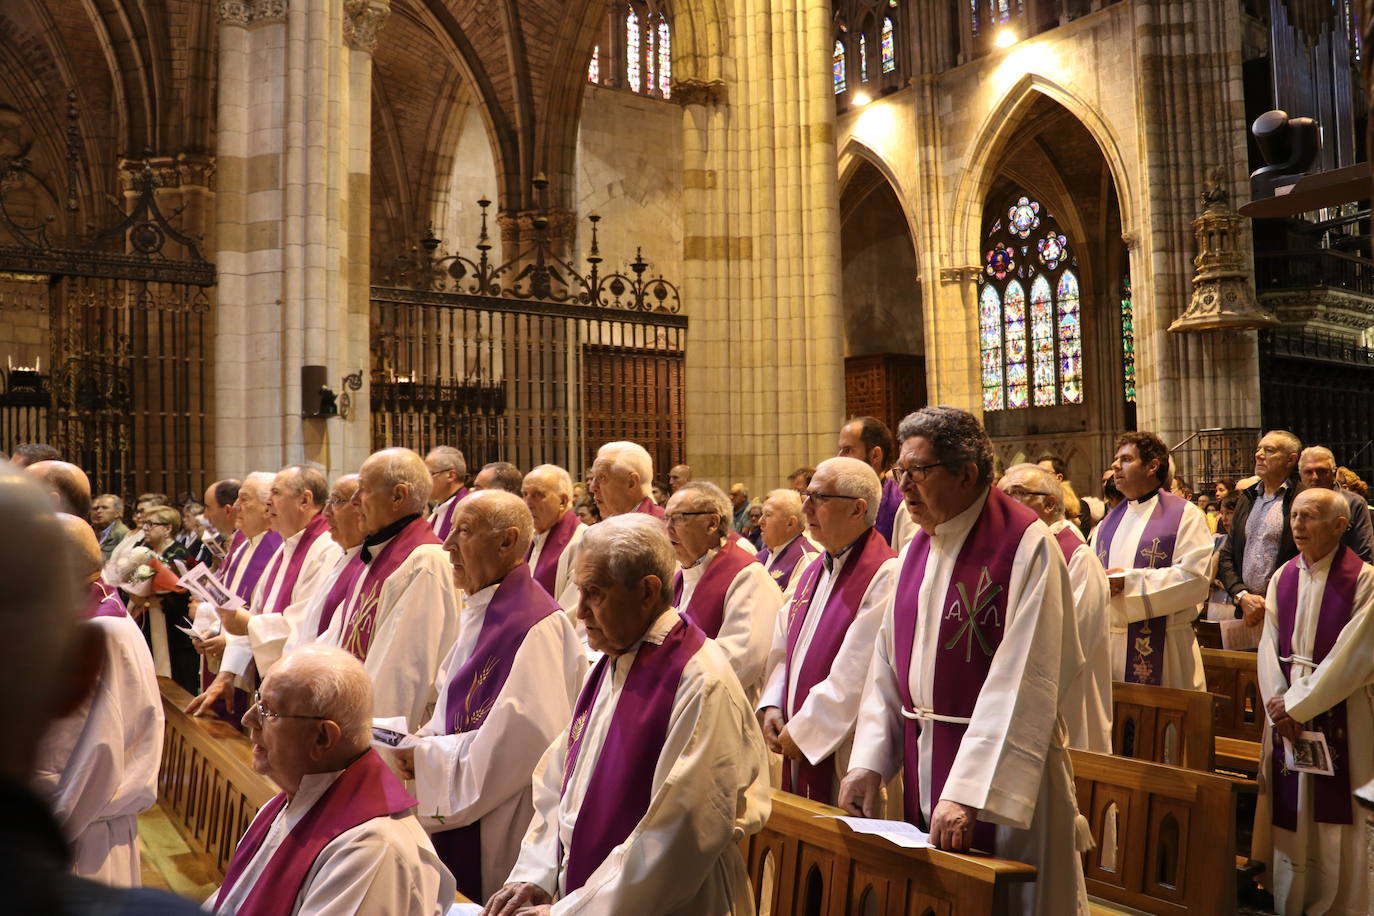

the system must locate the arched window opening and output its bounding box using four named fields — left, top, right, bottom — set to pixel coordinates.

left=626, top=8, right=642, bottom=92
left=657, top=16, right=672, bottom=97
left=588, top=46, right=600, bottom=83
left=834, top=38, right=847, bottom=93
left=881, top=18, right=896, bottom=72
left=859, top=34, right=869, bottom=81
left=1121, top=274, right=1135, bottom=403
